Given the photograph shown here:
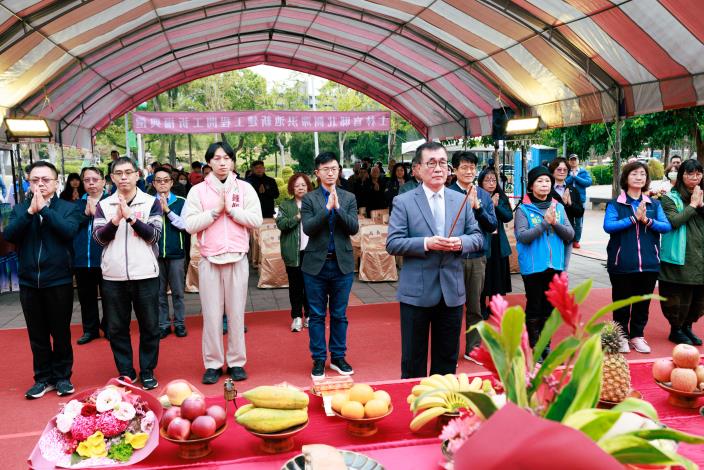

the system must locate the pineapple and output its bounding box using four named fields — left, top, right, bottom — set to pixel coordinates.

left=600, top=321, right=631, bottom=403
